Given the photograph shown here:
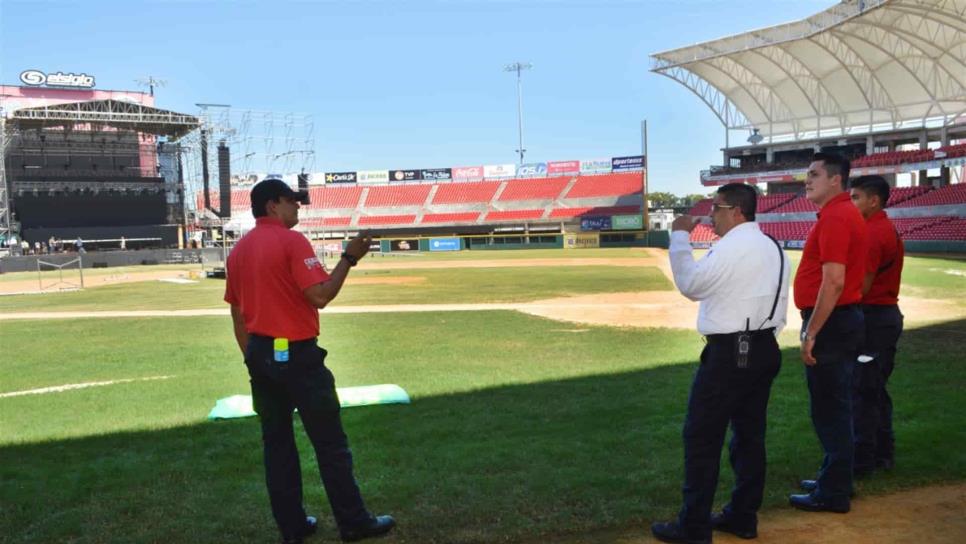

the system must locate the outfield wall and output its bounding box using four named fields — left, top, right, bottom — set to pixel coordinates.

left=0, top=249, right=204, bottom=274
